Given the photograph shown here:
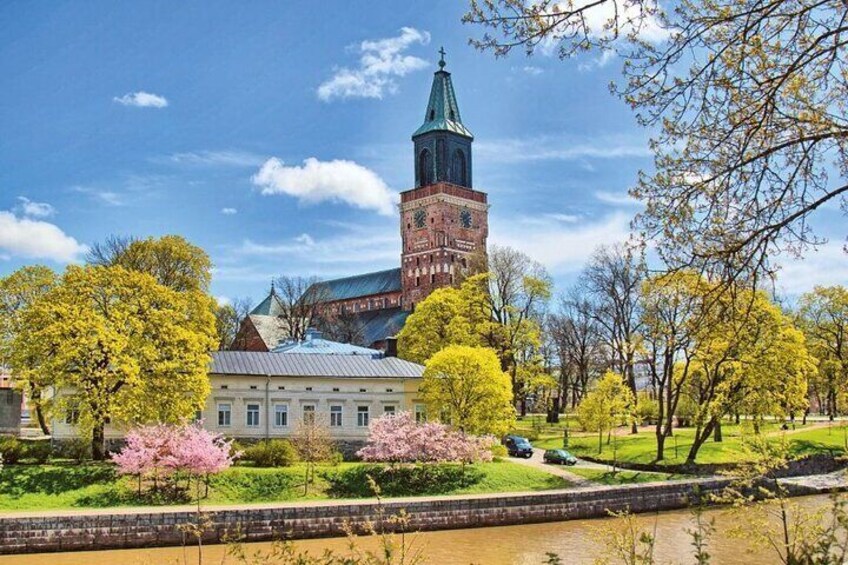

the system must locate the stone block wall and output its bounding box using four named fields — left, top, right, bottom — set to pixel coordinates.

left=0, top=479, right=748, bottom=555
